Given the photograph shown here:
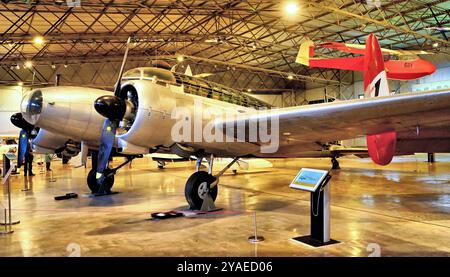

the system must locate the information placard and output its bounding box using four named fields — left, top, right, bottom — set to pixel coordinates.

left=289, top=168, right=328, bottom=192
